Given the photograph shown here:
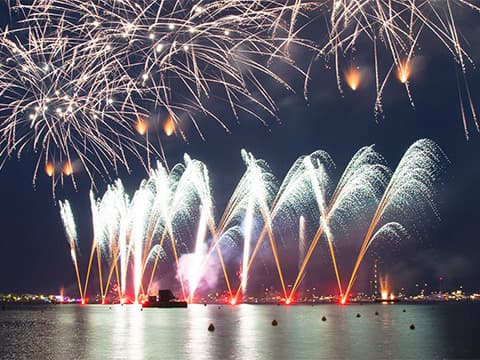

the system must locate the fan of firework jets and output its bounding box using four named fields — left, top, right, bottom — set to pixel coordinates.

left=0, top=0, right=477, bottom=190
left=60, top=139, right=448, bottom=305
